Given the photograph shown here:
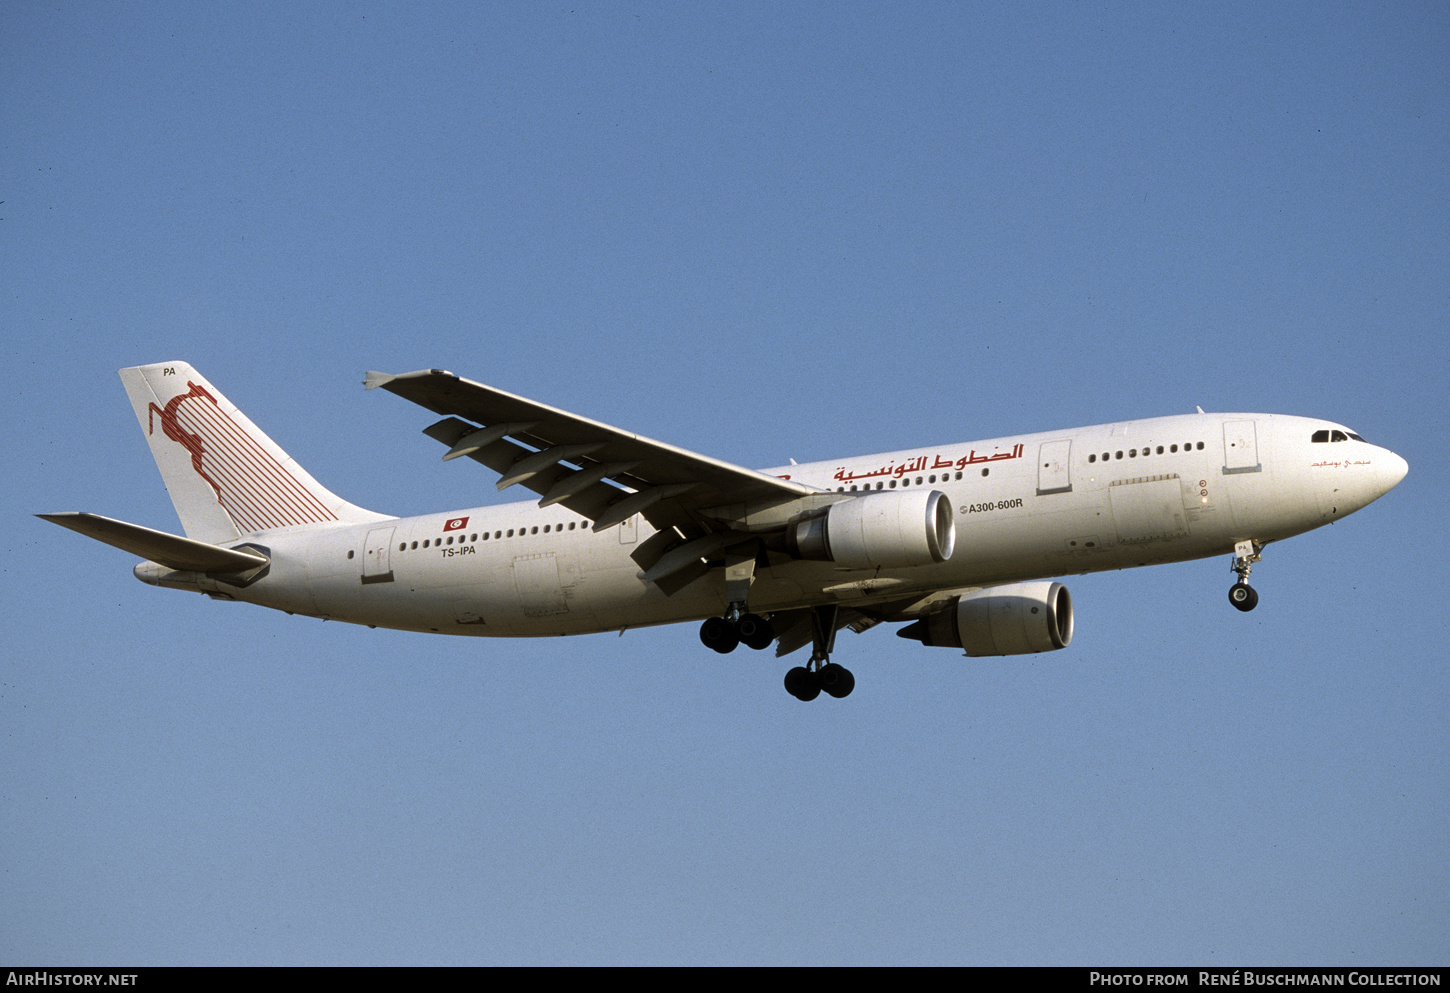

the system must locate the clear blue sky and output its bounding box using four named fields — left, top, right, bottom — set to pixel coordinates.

left=3, top=1, right=1445, bottom=965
